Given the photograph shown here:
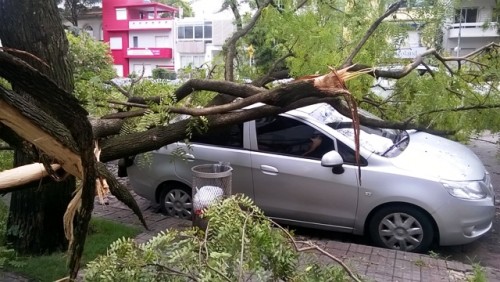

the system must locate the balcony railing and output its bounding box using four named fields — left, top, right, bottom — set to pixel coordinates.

left=129, top=19, right=174, bottom=30
left=448, top=22, right=499, bottom=38
left=126, top=47, right=173, bottom=59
